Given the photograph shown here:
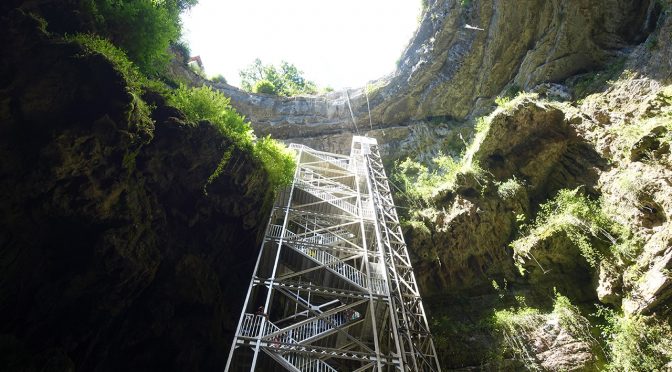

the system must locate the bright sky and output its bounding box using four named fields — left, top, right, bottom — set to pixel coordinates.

left=181, top=0, right=421, bottom=90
